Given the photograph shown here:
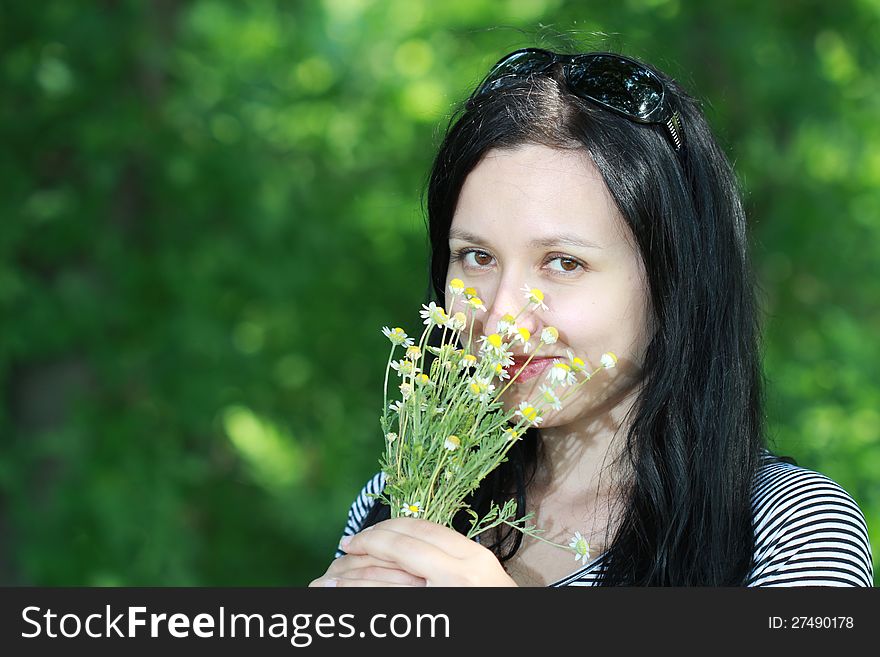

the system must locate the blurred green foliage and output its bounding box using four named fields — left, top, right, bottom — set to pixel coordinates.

left=1, top=0, right=877, bottom=586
